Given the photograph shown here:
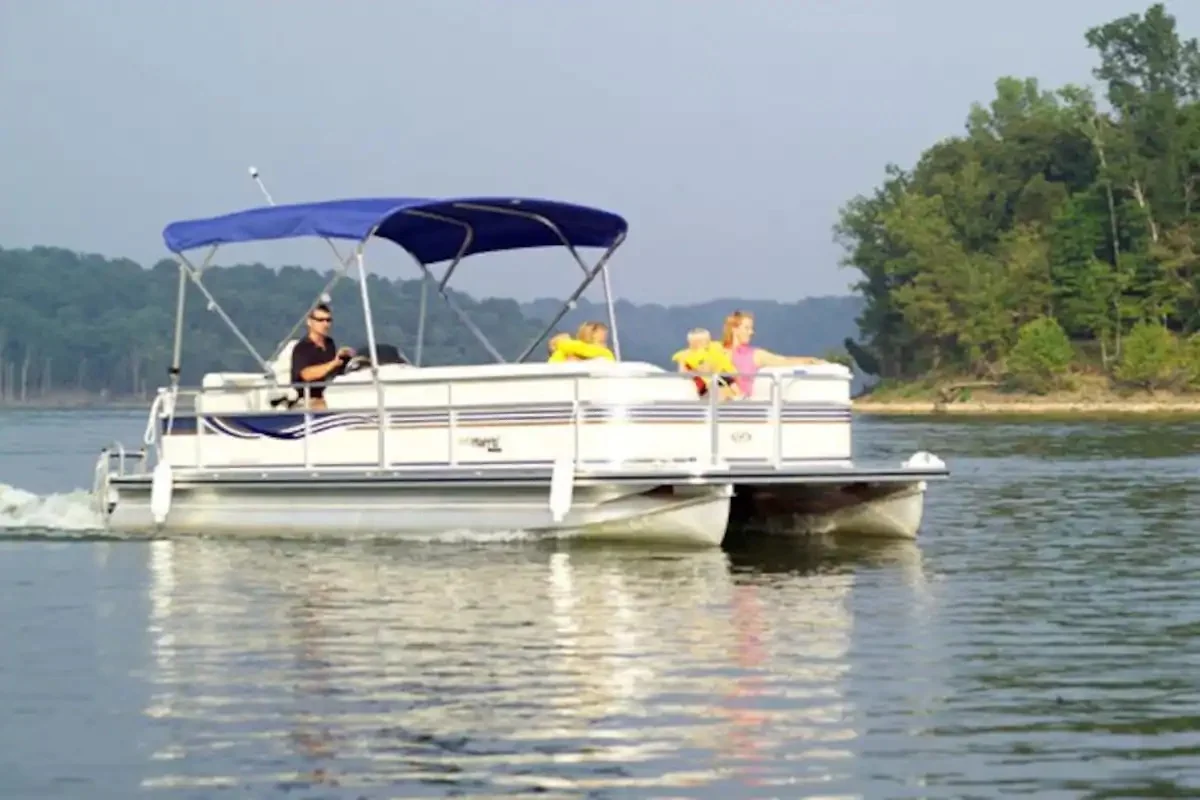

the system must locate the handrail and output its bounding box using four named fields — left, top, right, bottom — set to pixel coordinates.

left=100, top=441, right=148, bottom=478
left=143, top=391, right=164, bottom=448
left=114, top=367, right=855, bottom=480
left=92, top=452, right=110, bottom=516
left=170, top=363, right=852, bottom=395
